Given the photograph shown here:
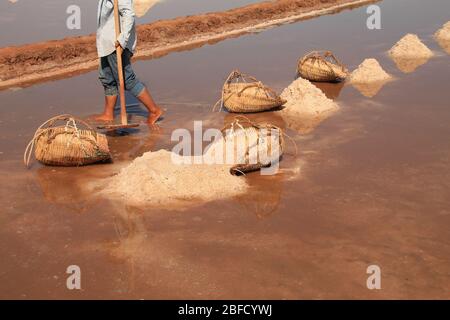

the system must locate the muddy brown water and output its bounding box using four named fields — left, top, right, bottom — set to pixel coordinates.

left=0, top=0, right=450, bottom=299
